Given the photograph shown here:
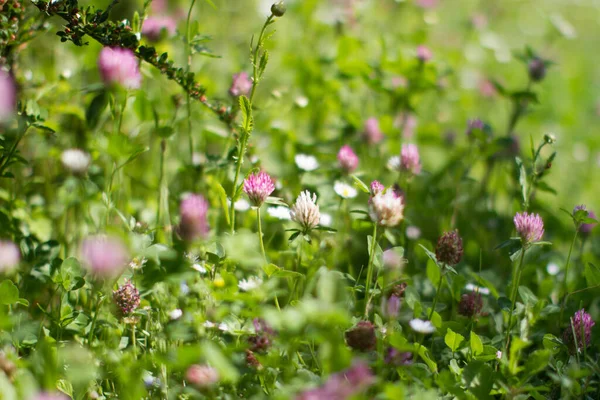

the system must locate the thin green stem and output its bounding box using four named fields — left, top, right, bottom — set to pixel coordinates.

left=364, top=224, right=378, bottom=318
left=156, top=140, right=166, bottom=230
left=505, top=245, right=526, bottom=354
left=185, top=0, right=197, bottom=163
left=87, top=291, right=104, bottom=345
left=563, top=230, right=578, bottom=297
left=428, top=273, right=444, bottom=320
left=257, top=207, right=267, bottom=262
